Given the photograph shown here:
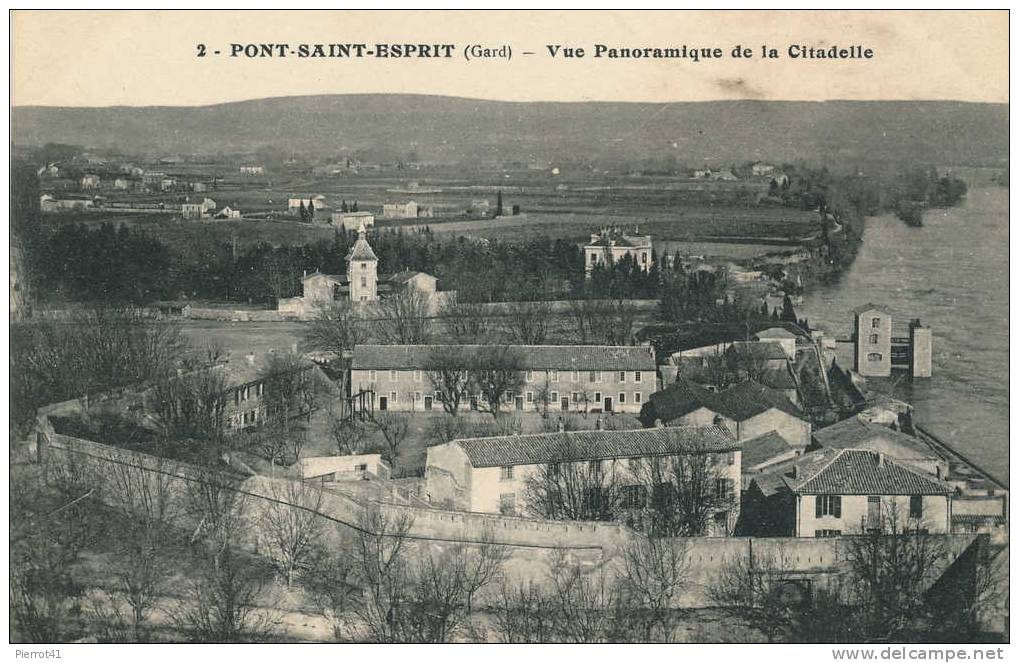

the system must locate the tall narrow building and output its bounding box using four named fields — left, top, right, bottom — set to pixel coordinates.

left=346, top=225, right=379, bottom=302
